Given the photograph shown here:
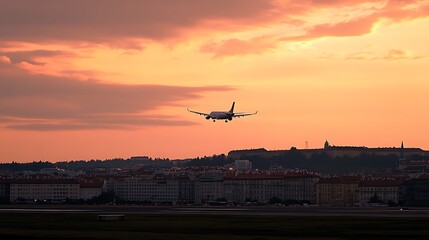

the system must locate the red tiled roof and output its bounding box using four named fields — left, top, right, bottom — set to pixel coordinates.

left=284, top=172, right=318, bottom=178
left=318, top=176, right=361, bottom=184
left=358, top=180, right=403, bottom=187
left=225, top=173, right=282, bottom=180
left=418, top=174, right=429, bottom=180
left=9, top=179, right=79, bottom=184
left=80, top=179, right=104, bottom=188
